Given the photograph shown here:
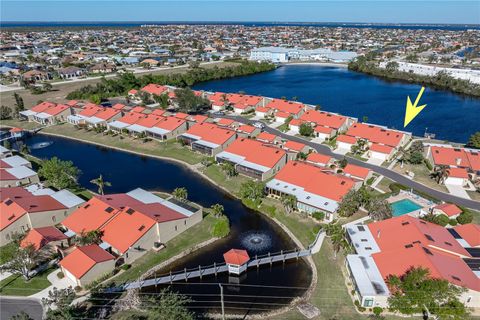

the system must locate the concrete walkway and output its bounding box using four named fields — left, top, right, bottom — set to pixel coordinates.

left=30, top=268, right=73, bottom=300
